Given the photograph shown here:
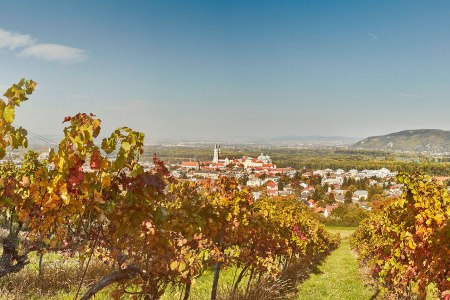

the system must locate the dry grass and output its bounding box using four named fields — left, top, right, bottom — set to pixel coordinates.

left=0, top=253, right=110, bottom=300
left=221, top=251, right=333, bottom=300
left=228, top=277, right=294, bottom=300
left=0, top=250, right=336, bottom=300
